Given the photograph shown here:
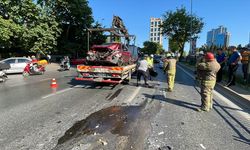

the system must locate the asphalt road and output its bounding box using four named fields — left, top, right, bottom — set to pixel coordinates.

left=0, top=63, right=249, bottom=150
